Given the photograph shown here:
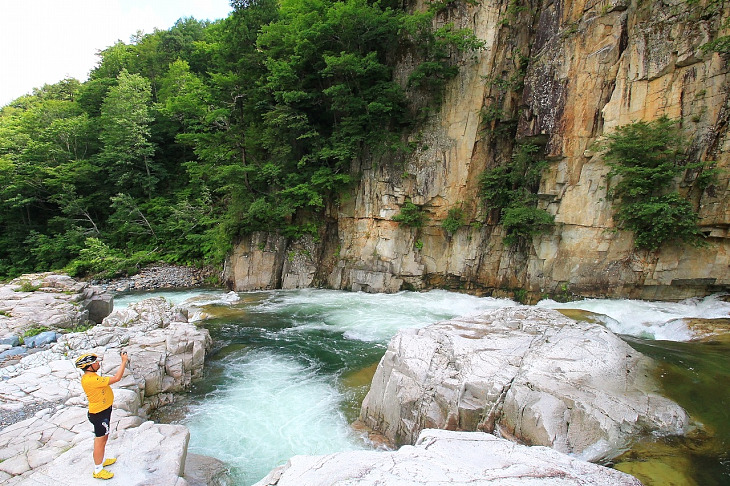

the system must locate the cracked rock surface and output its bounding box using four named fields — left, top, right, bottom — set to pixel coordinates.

left=359, top=306, right=689, bottom=462
left=0, top=273, right=113, bottom=338
left=254, top=429, right=643, bottom=485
